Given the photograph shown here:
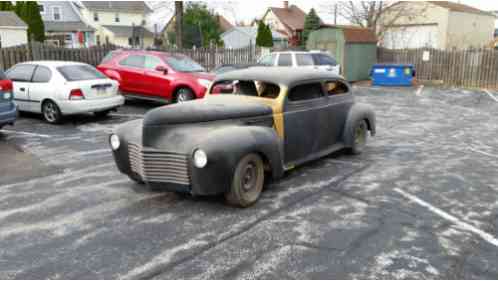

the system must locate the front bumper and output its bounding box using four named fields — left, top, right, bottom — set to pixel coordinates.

left=0, top=101, right=17, bottom=126
left=58, top=95, right=125, bottom=115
